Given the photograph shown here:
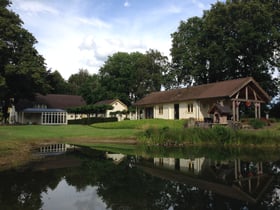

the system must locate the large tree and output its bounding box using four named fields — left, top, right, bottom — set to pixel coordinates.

left=47, top=70, right=69, bottom=94
left=68, top=69, right=103, bottom=104
left=68, top=69, right=91, bottom=95
left=170, top=0, right=279, bottom=97
left=99, top=50, right=169, bottom=105
left=0, top=0, right=50, bottom=121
